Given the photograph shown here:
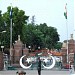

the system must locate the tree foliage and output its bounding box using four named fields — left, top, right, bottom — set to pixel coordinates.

left=0, top=6, right=60, bottom=52
left=2, top=6, right=29, bottom=47
left=54, top=42, right=62, bottom=51
left=37, top=23, right=59, bottom=49
left=22, top=23, right=59, bottom=49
